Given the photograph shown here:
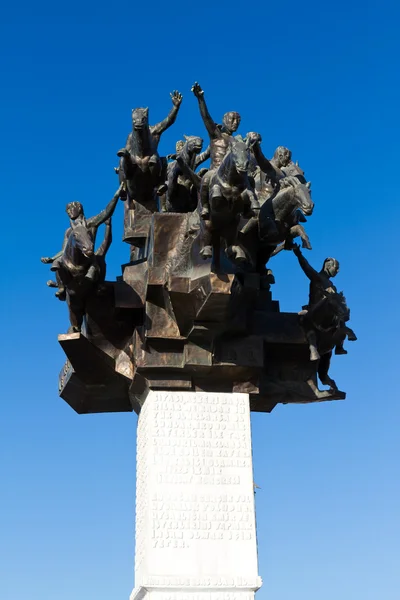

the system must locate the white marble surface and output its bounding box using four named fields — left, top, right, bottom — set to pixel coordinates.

left=130, top=391, right=262, bottom=600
